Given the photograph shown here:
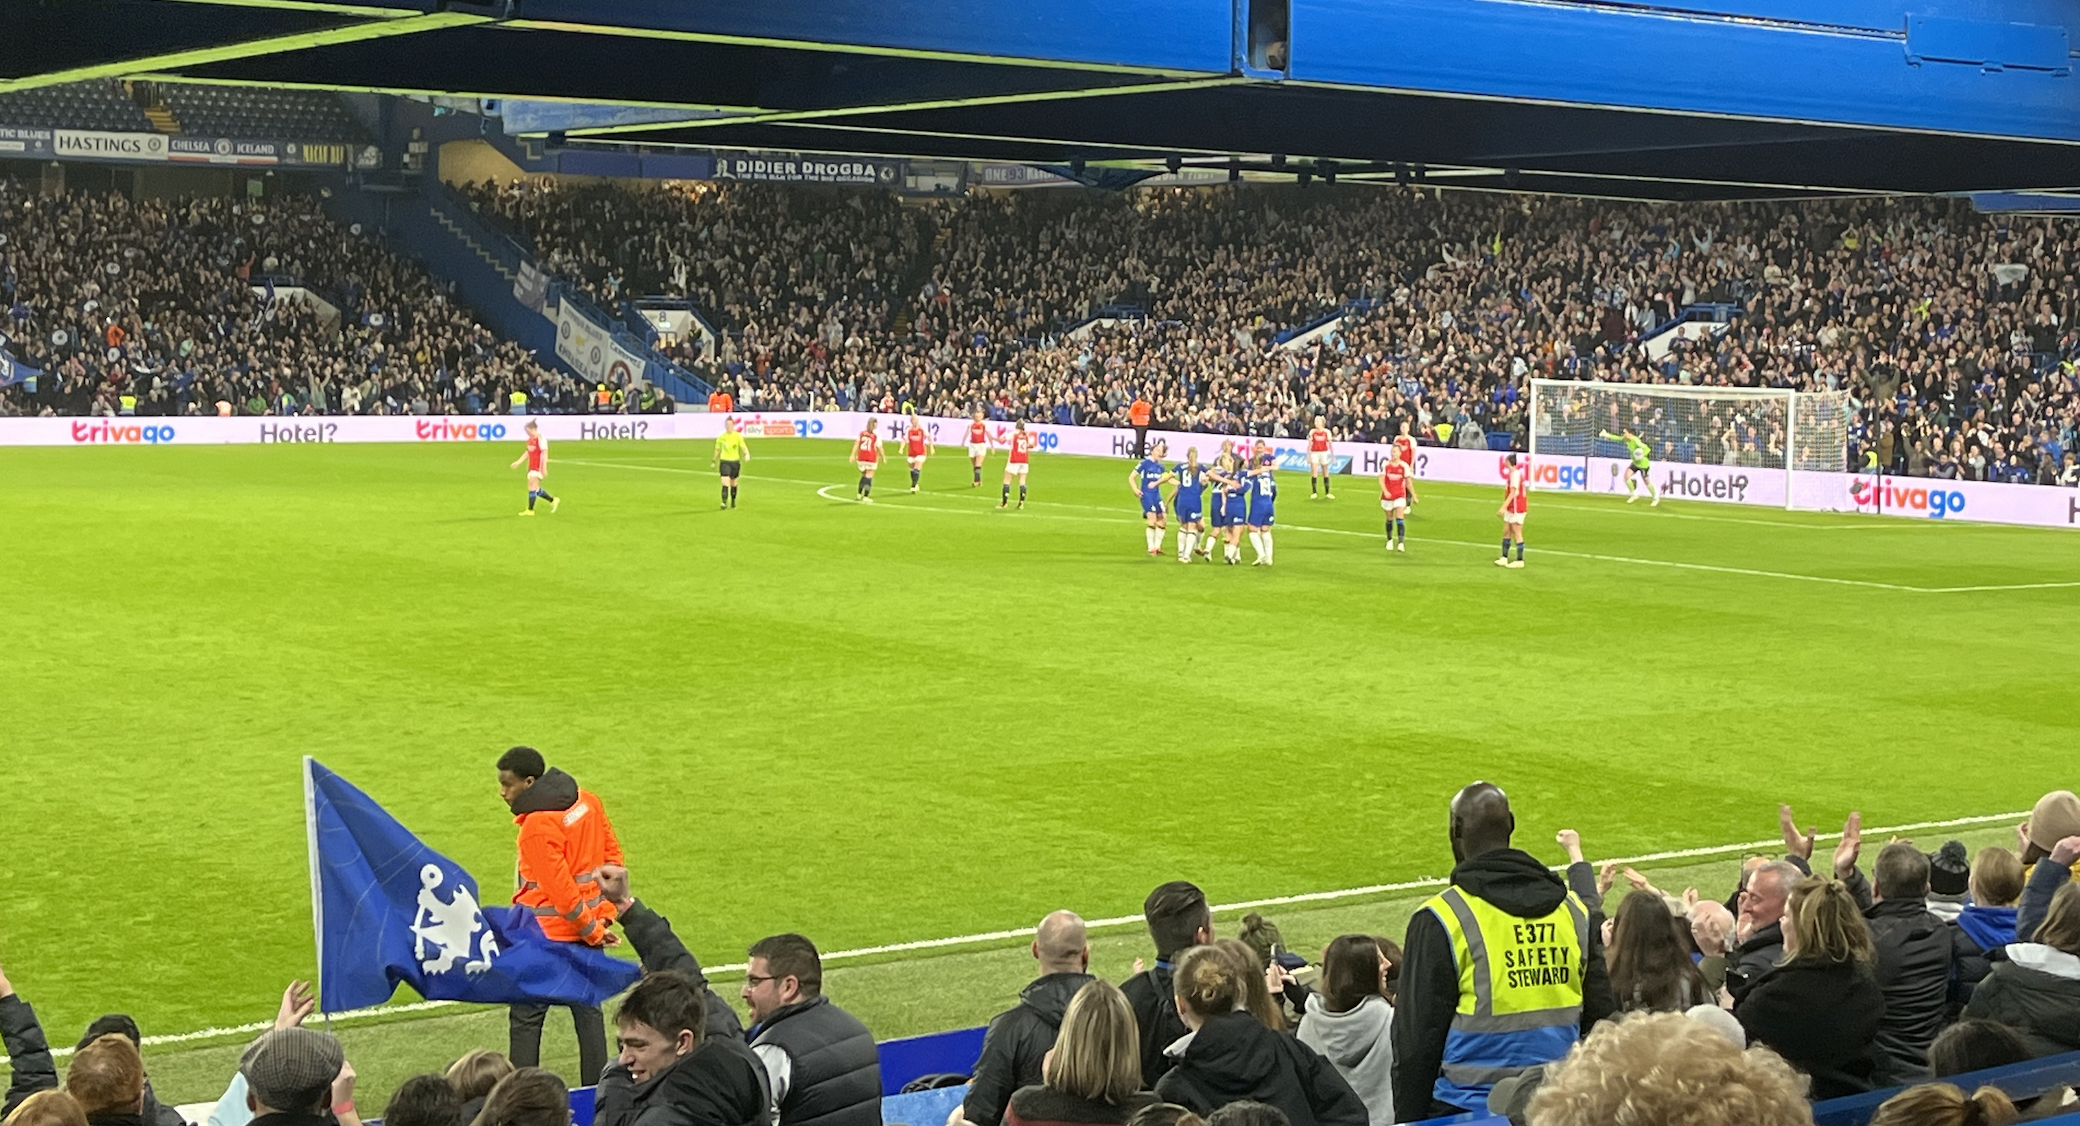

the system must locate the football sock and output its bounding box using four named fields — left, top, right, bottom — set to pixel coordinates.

left=862, top=477, right=873, bottom=497
left=527, top=490, right=537, bottom=510
left=973, top=465, right=982, bottom=484
left=910, top=469, right=920, bottom=488
left=1001, top=484, right=1011, bottom=504
left=1144, top=527, right=1159, bottom=551
left=1516, top=541, right=1525, bottom=561
left=722, top=485, right=730, bottom=504
left=1265, top=535, right=1274, bottom=564
left=1501, top=537, right=1513, bottom=559
left=1018, top=485, right=1027, bottom=503
left=1395, top=518, right=1406, bottom=544
left=1311, top=479, right=1318, bottom=495
left=729, top=485, right=738, bottom=506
